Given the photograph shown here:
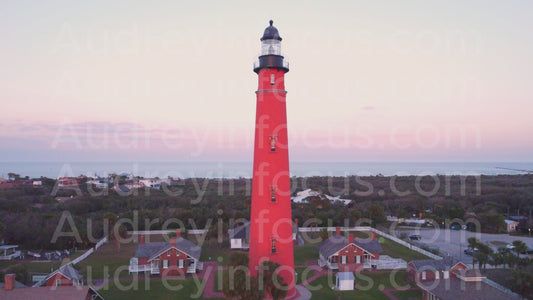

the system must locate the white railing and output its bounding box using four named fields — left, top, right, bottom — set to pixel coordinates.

left=129, top=264, right=151, bottom=273
left=252, top=58, right=289, bottom=70
left=95, top=236, right=107, bottom=249
left=71, top=249, right=94, bottom=265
